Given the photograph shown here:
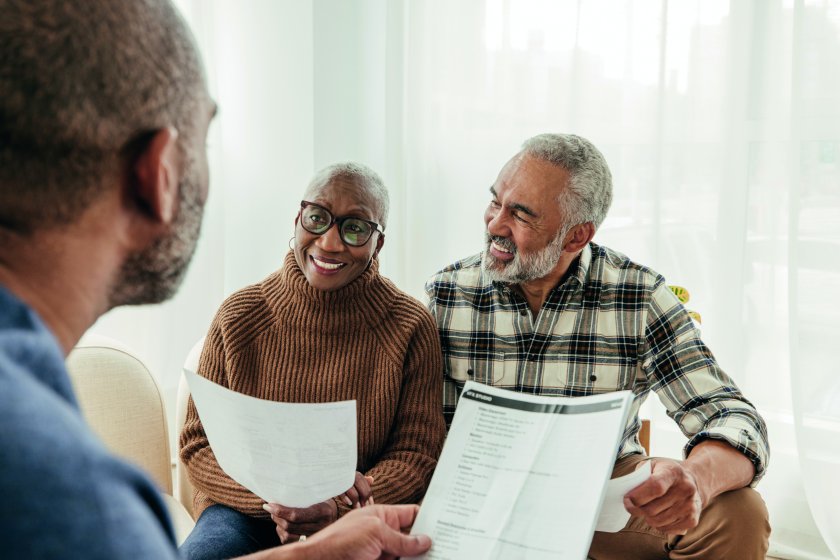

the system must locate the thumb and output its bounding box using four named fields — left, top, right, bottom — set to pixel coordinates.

left=379, top=529, right=432, bottom=557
